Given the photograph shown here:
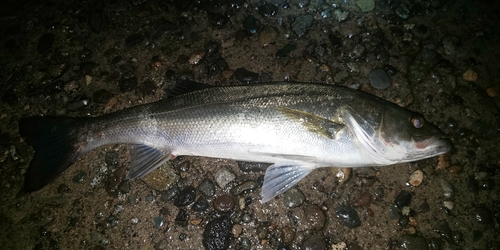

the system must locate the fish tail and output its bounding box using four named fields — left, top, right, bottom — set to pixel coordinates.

left=19, top=116, right=85, bottom=192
